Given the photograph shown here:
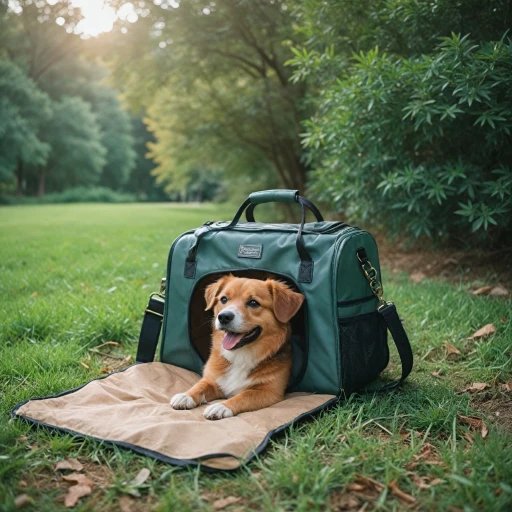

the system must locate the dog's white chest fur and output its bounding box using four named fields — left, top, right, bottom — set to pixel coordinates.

left=217, top=349, right=256, bottom=398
